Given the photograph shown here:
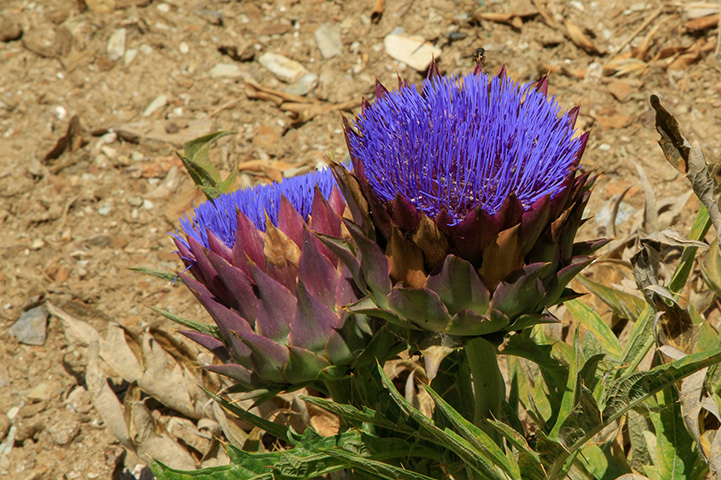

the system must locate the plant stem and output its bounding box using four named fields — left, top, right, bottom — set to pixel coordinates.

left=465, top=337, right=505, bottom=426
